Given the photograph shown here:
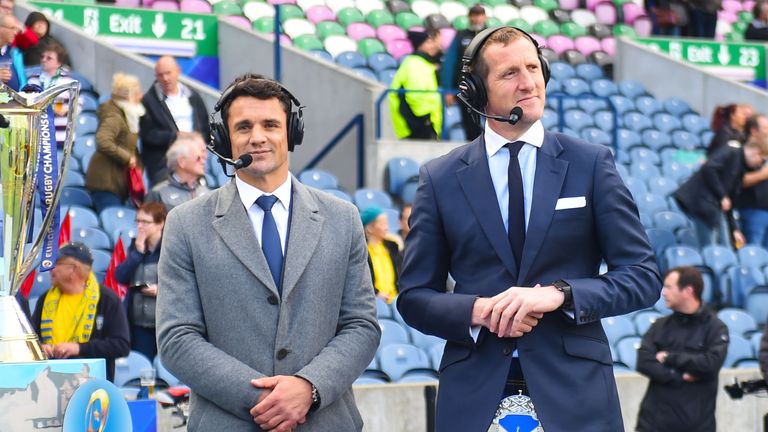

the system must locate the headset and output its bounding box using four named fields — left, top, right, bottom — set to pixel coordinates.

left=209, top=74, right=305, bottom=172
left=457, top=26, right=551, bottom=126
